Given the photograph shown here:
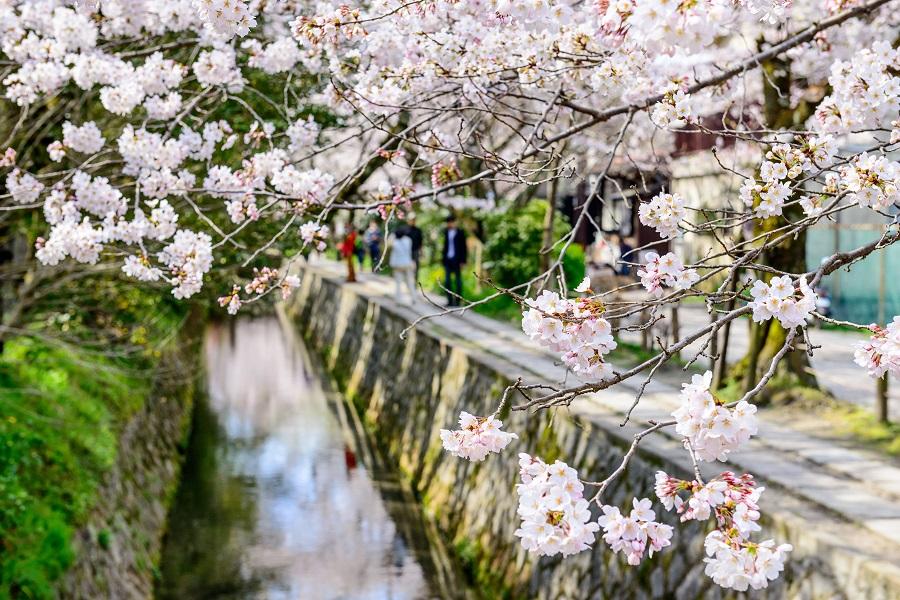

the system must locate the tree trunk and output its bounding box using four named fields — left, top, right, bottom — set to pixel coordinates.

left=739, top=52, right=820, bottom=395
left=876, top=375, right=889, bottom=423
